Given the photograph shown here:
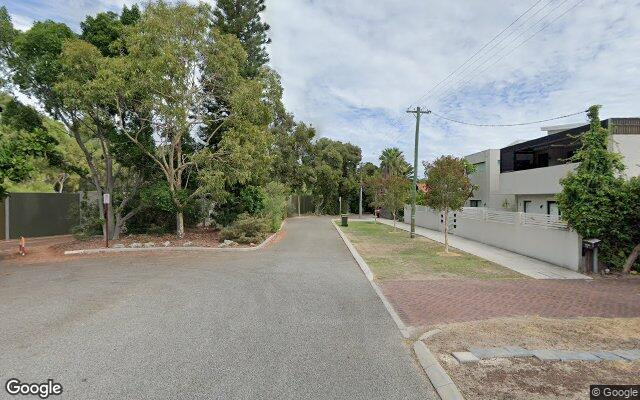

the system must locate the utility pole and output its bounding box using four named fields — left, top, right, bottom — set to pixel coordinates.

left=359, top=162, right=363, bottom=218
left=406, top=107, right=431, bottom=238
